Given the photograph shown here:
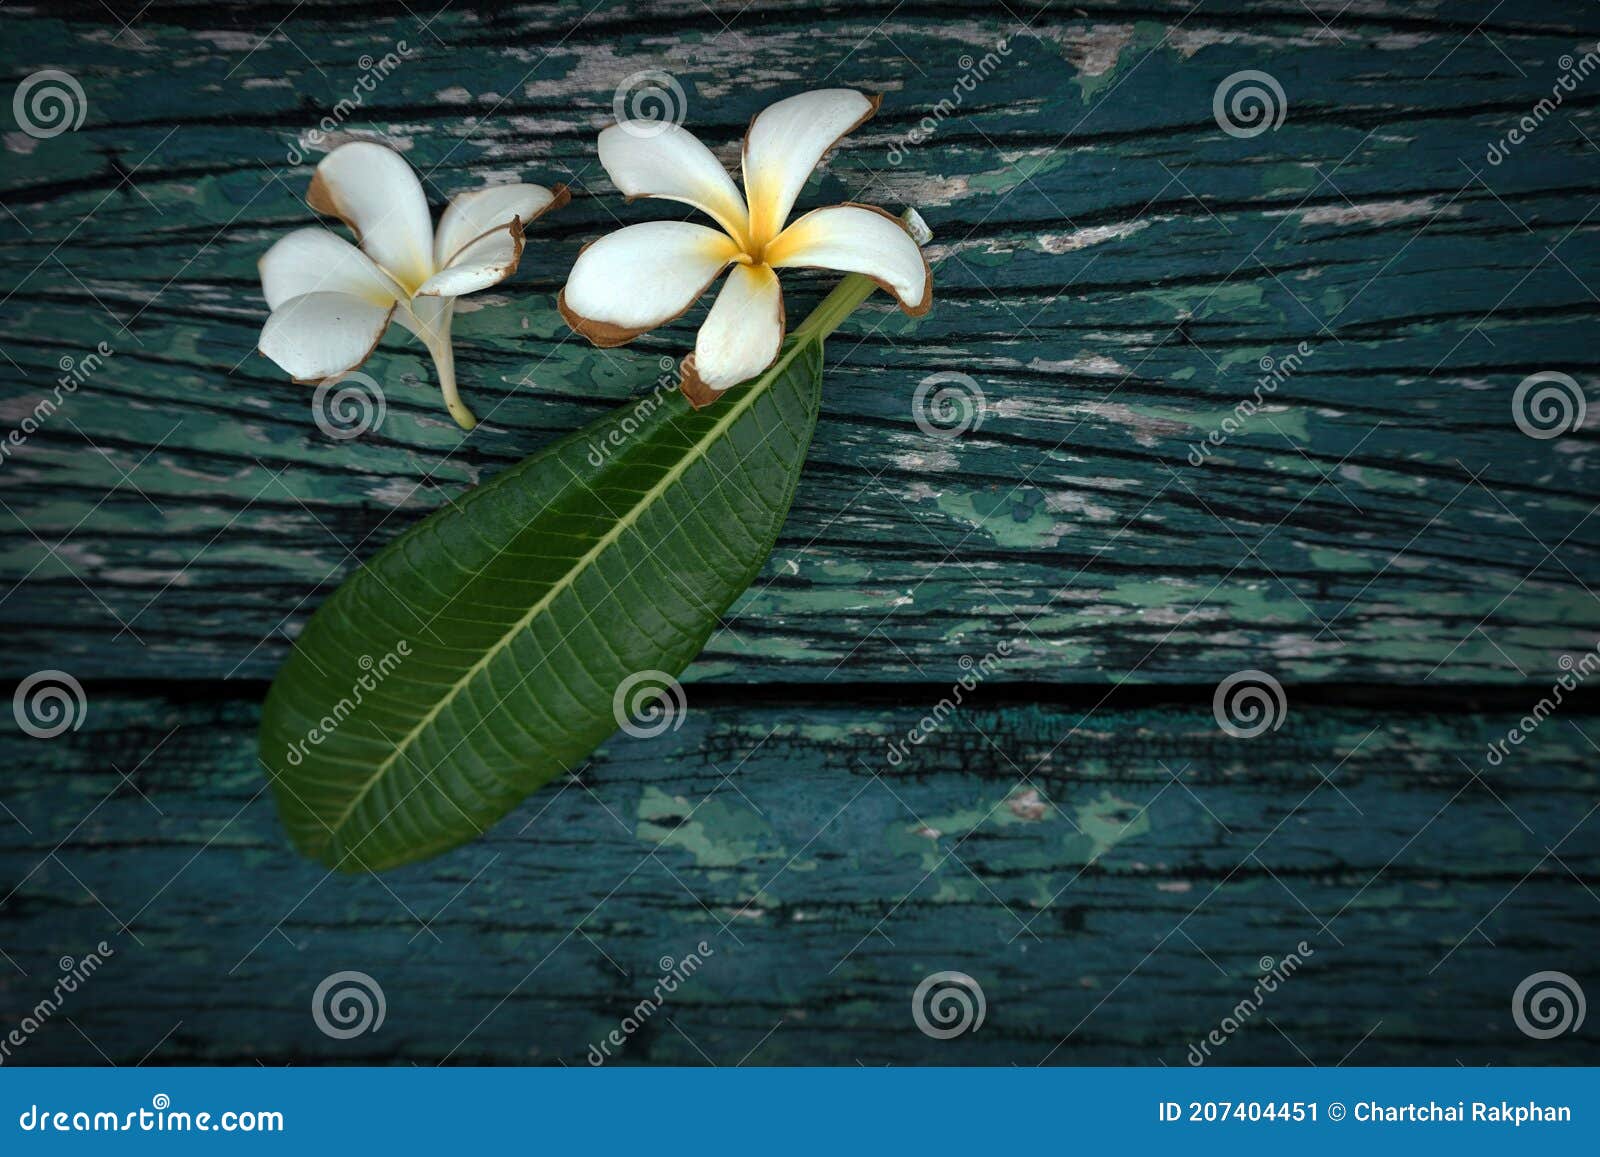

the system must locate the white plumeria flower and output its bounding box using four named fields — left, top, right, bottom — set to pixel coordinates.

left=559, top=89, right=931, bottom=406
left=258, top=141, right=568, bottom=430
